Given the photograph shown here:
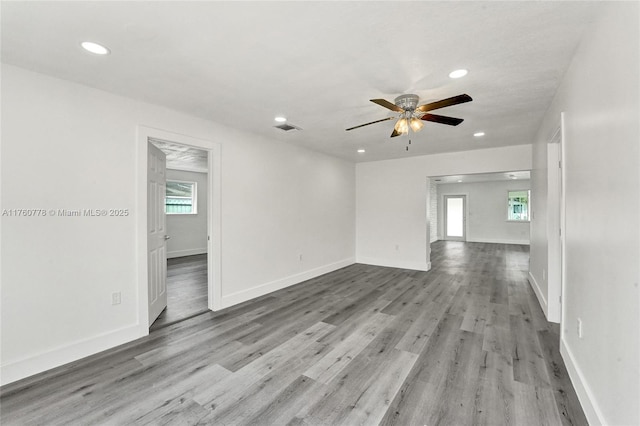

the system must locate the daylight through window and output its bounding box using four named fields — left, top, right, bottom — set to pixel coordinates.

left=507, top=190, right=530, bottom=221
left=166, top=181, right=197, bottom=214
